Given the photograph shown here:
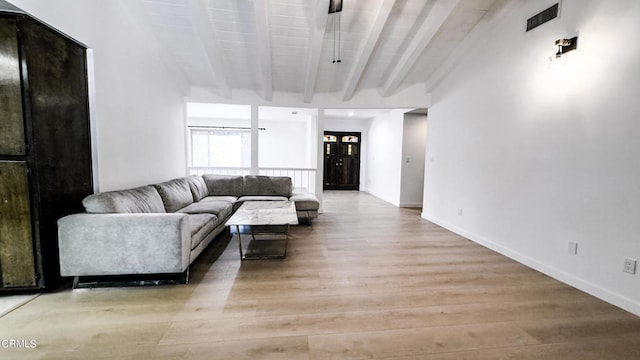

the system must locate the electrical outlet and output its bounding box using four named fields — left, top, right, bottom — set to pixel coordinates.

left=623, top=258, right=637, bottom=274
left=568, top=242, right=578, bottom=255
